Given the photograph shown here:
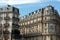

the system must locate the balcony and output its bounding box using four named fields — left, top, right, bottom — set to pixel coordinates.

left=0, top=34, right=2, bottom=39
left=23, top=32, right=42, bottom=37
left=43, top=18, right=58, bottom=23
left=12, top=17, right=19, bottom=21
left=12, top=29, right=20, bottom=39
left=4, top=16, right=10, bottom=20
left=12, top=23, right=19, bottom=29
left=3, top=30, right=9, bottom=40
left=4, top=23, right=9, bottom=28
left=3, top=30, right=9, bottom=34
left=43, top=19, right=50, bottom=23
left=42, top=32, right=56, bottom=35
